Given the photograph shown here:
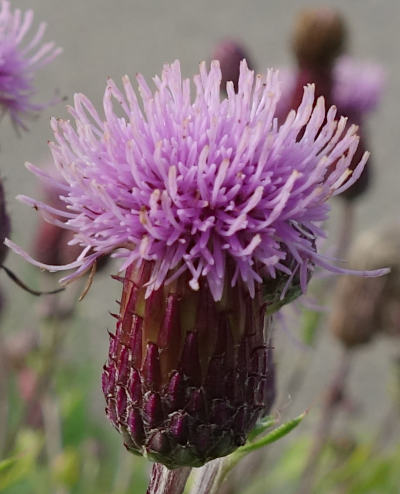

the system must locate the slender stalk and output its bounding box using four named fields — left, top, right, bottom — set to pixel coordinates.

left=283, top=202, right=356, bottom=410
left=146, top=464, right=191, bottom=494
left=298, top=348, right=352, bottom=494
